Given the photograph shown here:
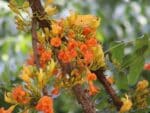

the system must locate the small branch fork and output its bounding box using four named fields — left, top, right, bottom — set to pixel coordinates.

left=28, top=0, right=122, bottom=112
